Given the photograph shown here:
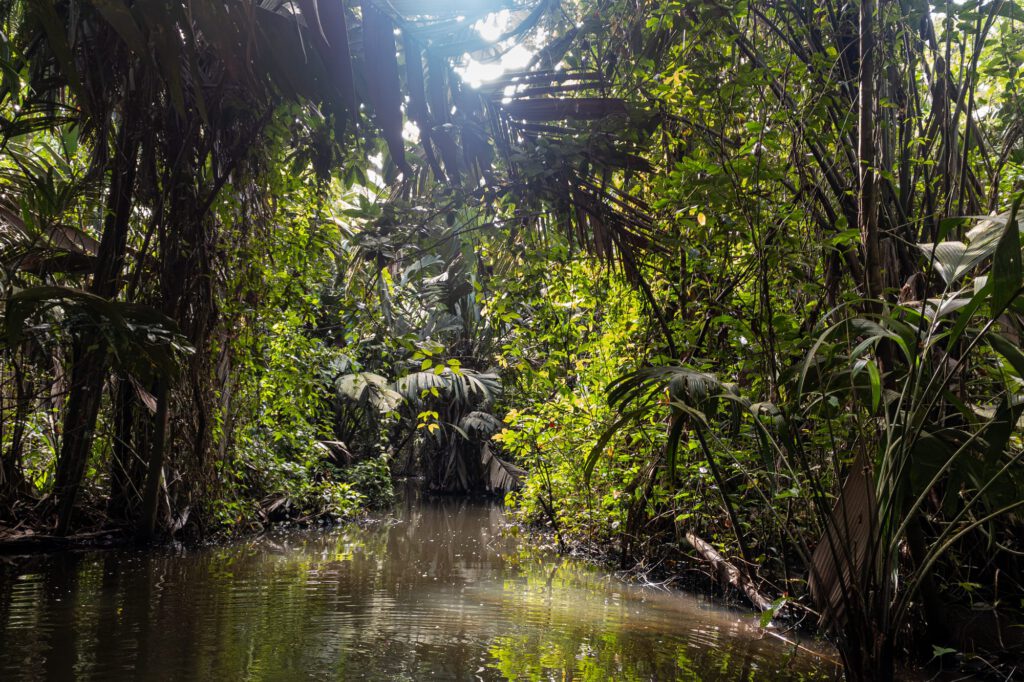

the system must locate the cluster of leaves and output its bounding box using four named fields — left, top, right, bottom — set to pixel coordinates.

left=482, top=1, right=1024, bottom=678
left=0, top=0, right=641, bottom=534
